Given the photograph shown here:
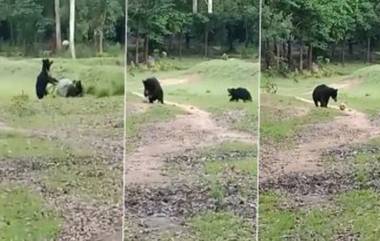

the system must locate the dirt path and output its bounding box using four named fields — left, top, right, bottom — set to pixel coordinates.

left=126, top=91, right=255, bottom=185
left=262, top=93, right=380, bottom=181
